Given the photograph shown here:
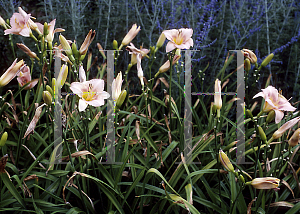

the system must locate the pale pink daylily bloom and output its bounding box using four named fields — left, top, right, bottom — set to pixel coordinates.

left=112, top=72, right=123, bottom=101
left=0, top=59, right=24, bottom=87
left=18, top=7, right=41, bottom=35
left=163, top=28, right=193, bottom=52
left=36, top=19, right=65, bottom=42
left=70, top=79, right=110, bottom=111
left=253, top=86, right=296, bottom=123
left=70, top=67, right=109, bottom=111
left=17, top=65, right=38, bottom=90
left=4, top=13, right=31, bottom=37
left=126, top=43, right=149, bottom=88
